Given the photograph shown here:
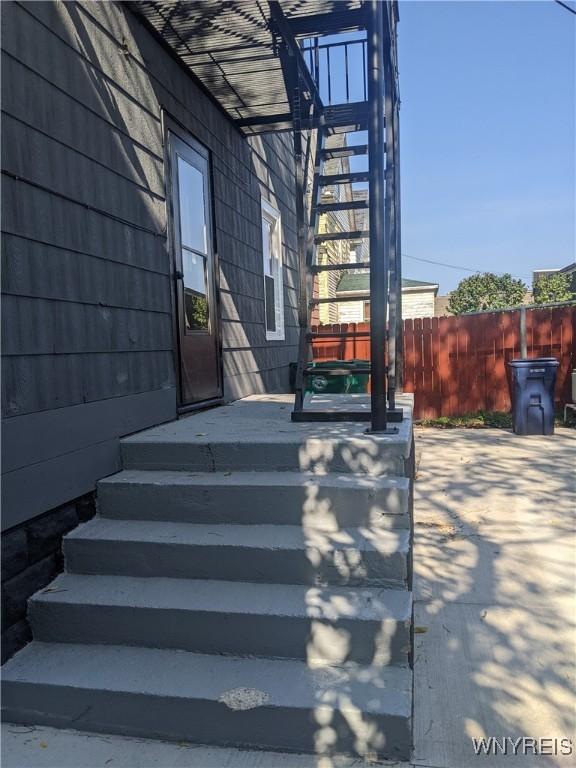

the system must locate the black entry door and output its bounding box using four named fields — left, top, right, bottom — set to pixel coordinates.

left=168, top=132, right=222, bottom=406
